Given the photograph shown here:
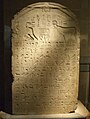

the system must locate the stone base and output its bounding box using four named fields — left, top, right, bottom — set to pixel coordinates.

left=0, top=101, right=90, bottom=119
